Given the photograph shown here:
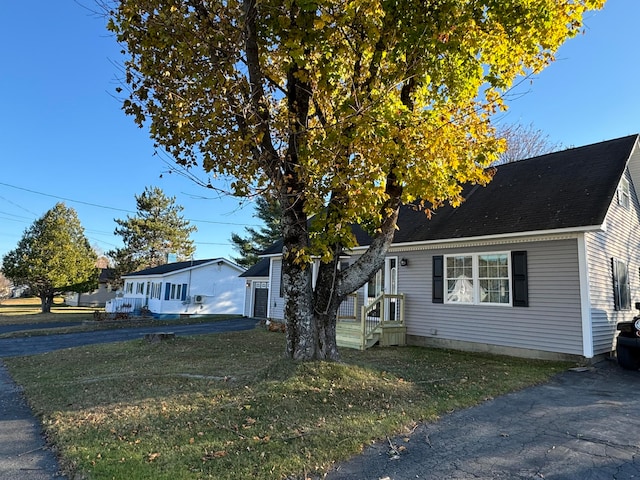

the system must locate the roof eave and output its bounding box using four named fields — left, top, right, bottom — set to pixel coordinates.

left=349, top=224, right=606, bottom=252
